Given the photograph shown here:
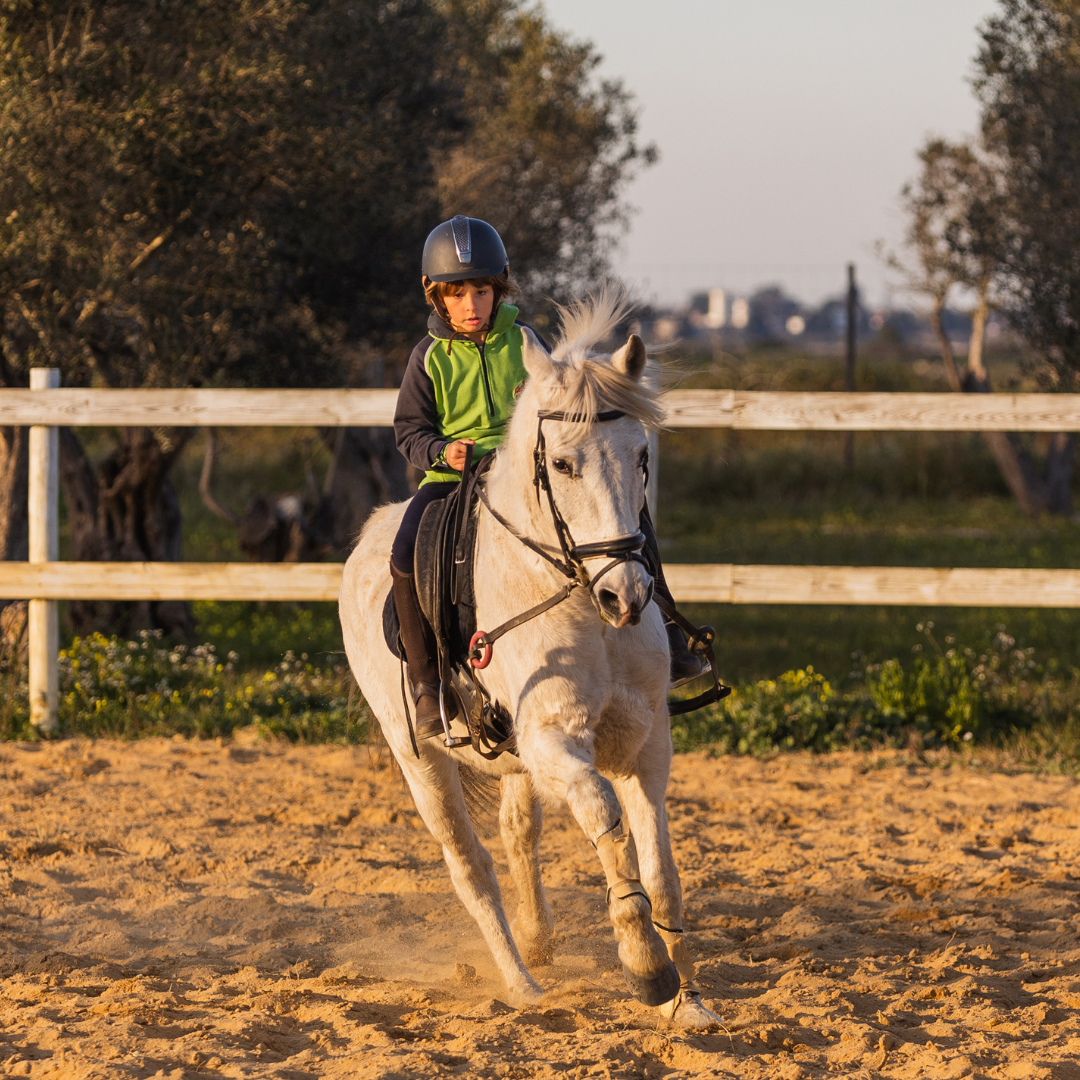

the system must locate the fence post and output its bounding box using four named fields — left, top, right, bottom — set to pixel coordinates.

left=645, top=365, right=659, bottom=516
left=844, top=263, right=857, bottom=471
left=29, top=367, right=60, bottom=734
